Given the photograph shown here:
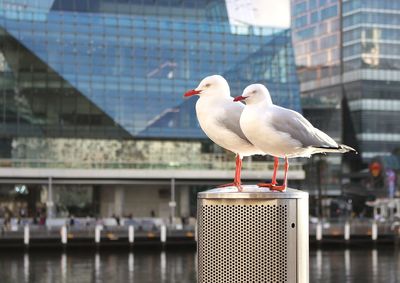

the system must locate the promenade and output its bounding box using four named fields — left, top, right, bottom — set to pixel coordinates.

left=1, top=217, right=399, bottom=248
